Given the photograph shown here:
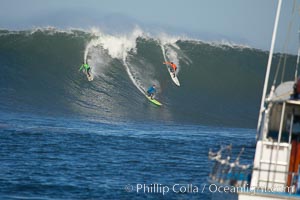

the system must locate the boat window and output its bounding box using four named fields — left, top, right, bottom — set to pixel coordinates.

left=267, top=104, right=289, bottom=143
left=292, top=116, right=300, bottom=134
